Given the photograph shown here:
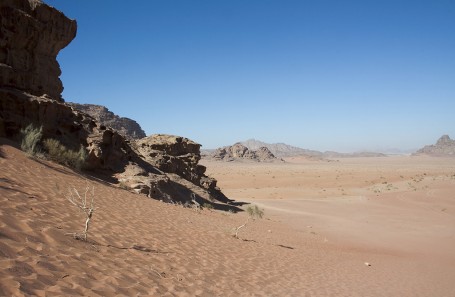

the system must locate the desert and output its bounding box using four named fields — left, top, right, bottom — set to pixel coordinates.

left=2, top=140, right=455, bottom=296
left=1, top=0, right=455, bottom=296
